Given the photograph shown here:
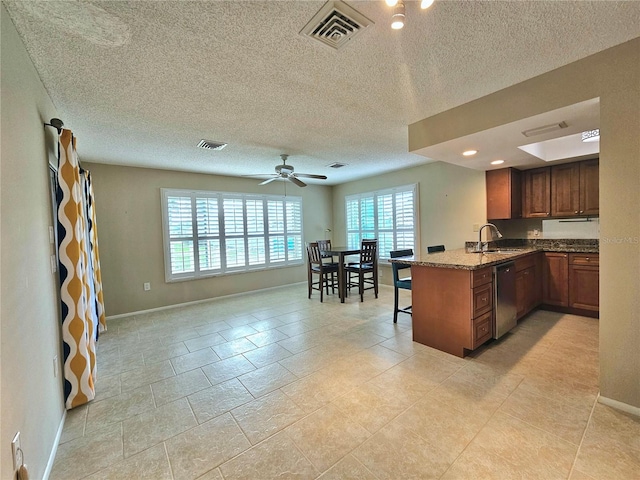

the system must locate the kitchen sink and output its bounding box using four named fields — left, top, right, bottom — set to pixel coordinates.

left=482, top=249, right=523, bottom=254
left=468, top=248, right=523, bottom=254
